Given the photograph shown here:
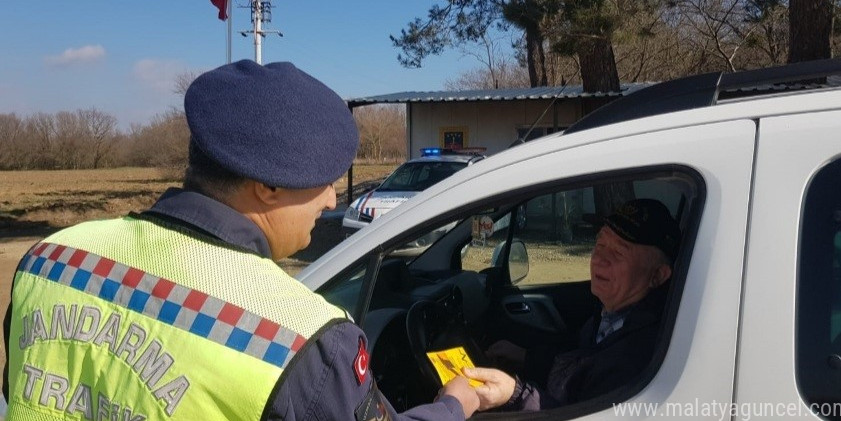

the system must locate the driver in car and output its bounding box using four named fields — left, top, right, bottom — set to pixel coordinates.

left=464, top=199, right=681, bottom=411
